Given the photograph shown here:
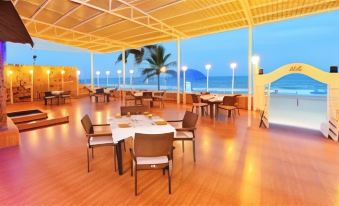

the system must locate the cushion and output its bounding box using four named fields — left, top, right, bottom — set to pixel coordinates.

left=89, top=135, right=113, bottom=146
left=218, top=105, right=236, bottom=110
left=136, top=156, right=168, bottom=165
left=175, top=131, right=194, bottom=139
